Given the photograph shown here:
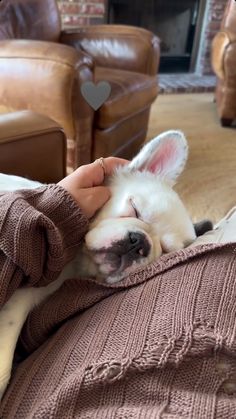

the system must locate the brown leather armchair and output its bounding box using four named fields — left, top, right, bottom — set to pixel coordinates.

left=0, top=111, right=66, bottom=183
left=0, top=0, right=160, bottom=172
left=211, top=0, right=236, bottom=127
